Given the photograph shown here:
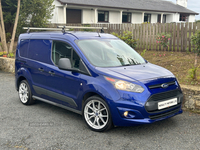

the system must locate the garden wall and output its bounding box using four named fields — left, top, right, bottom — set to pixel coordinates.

left=0, top=57, right=200, bottom=112
left=0, top=57, right=15, bottom=73
left=181, top=85, right=200, bottom=112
